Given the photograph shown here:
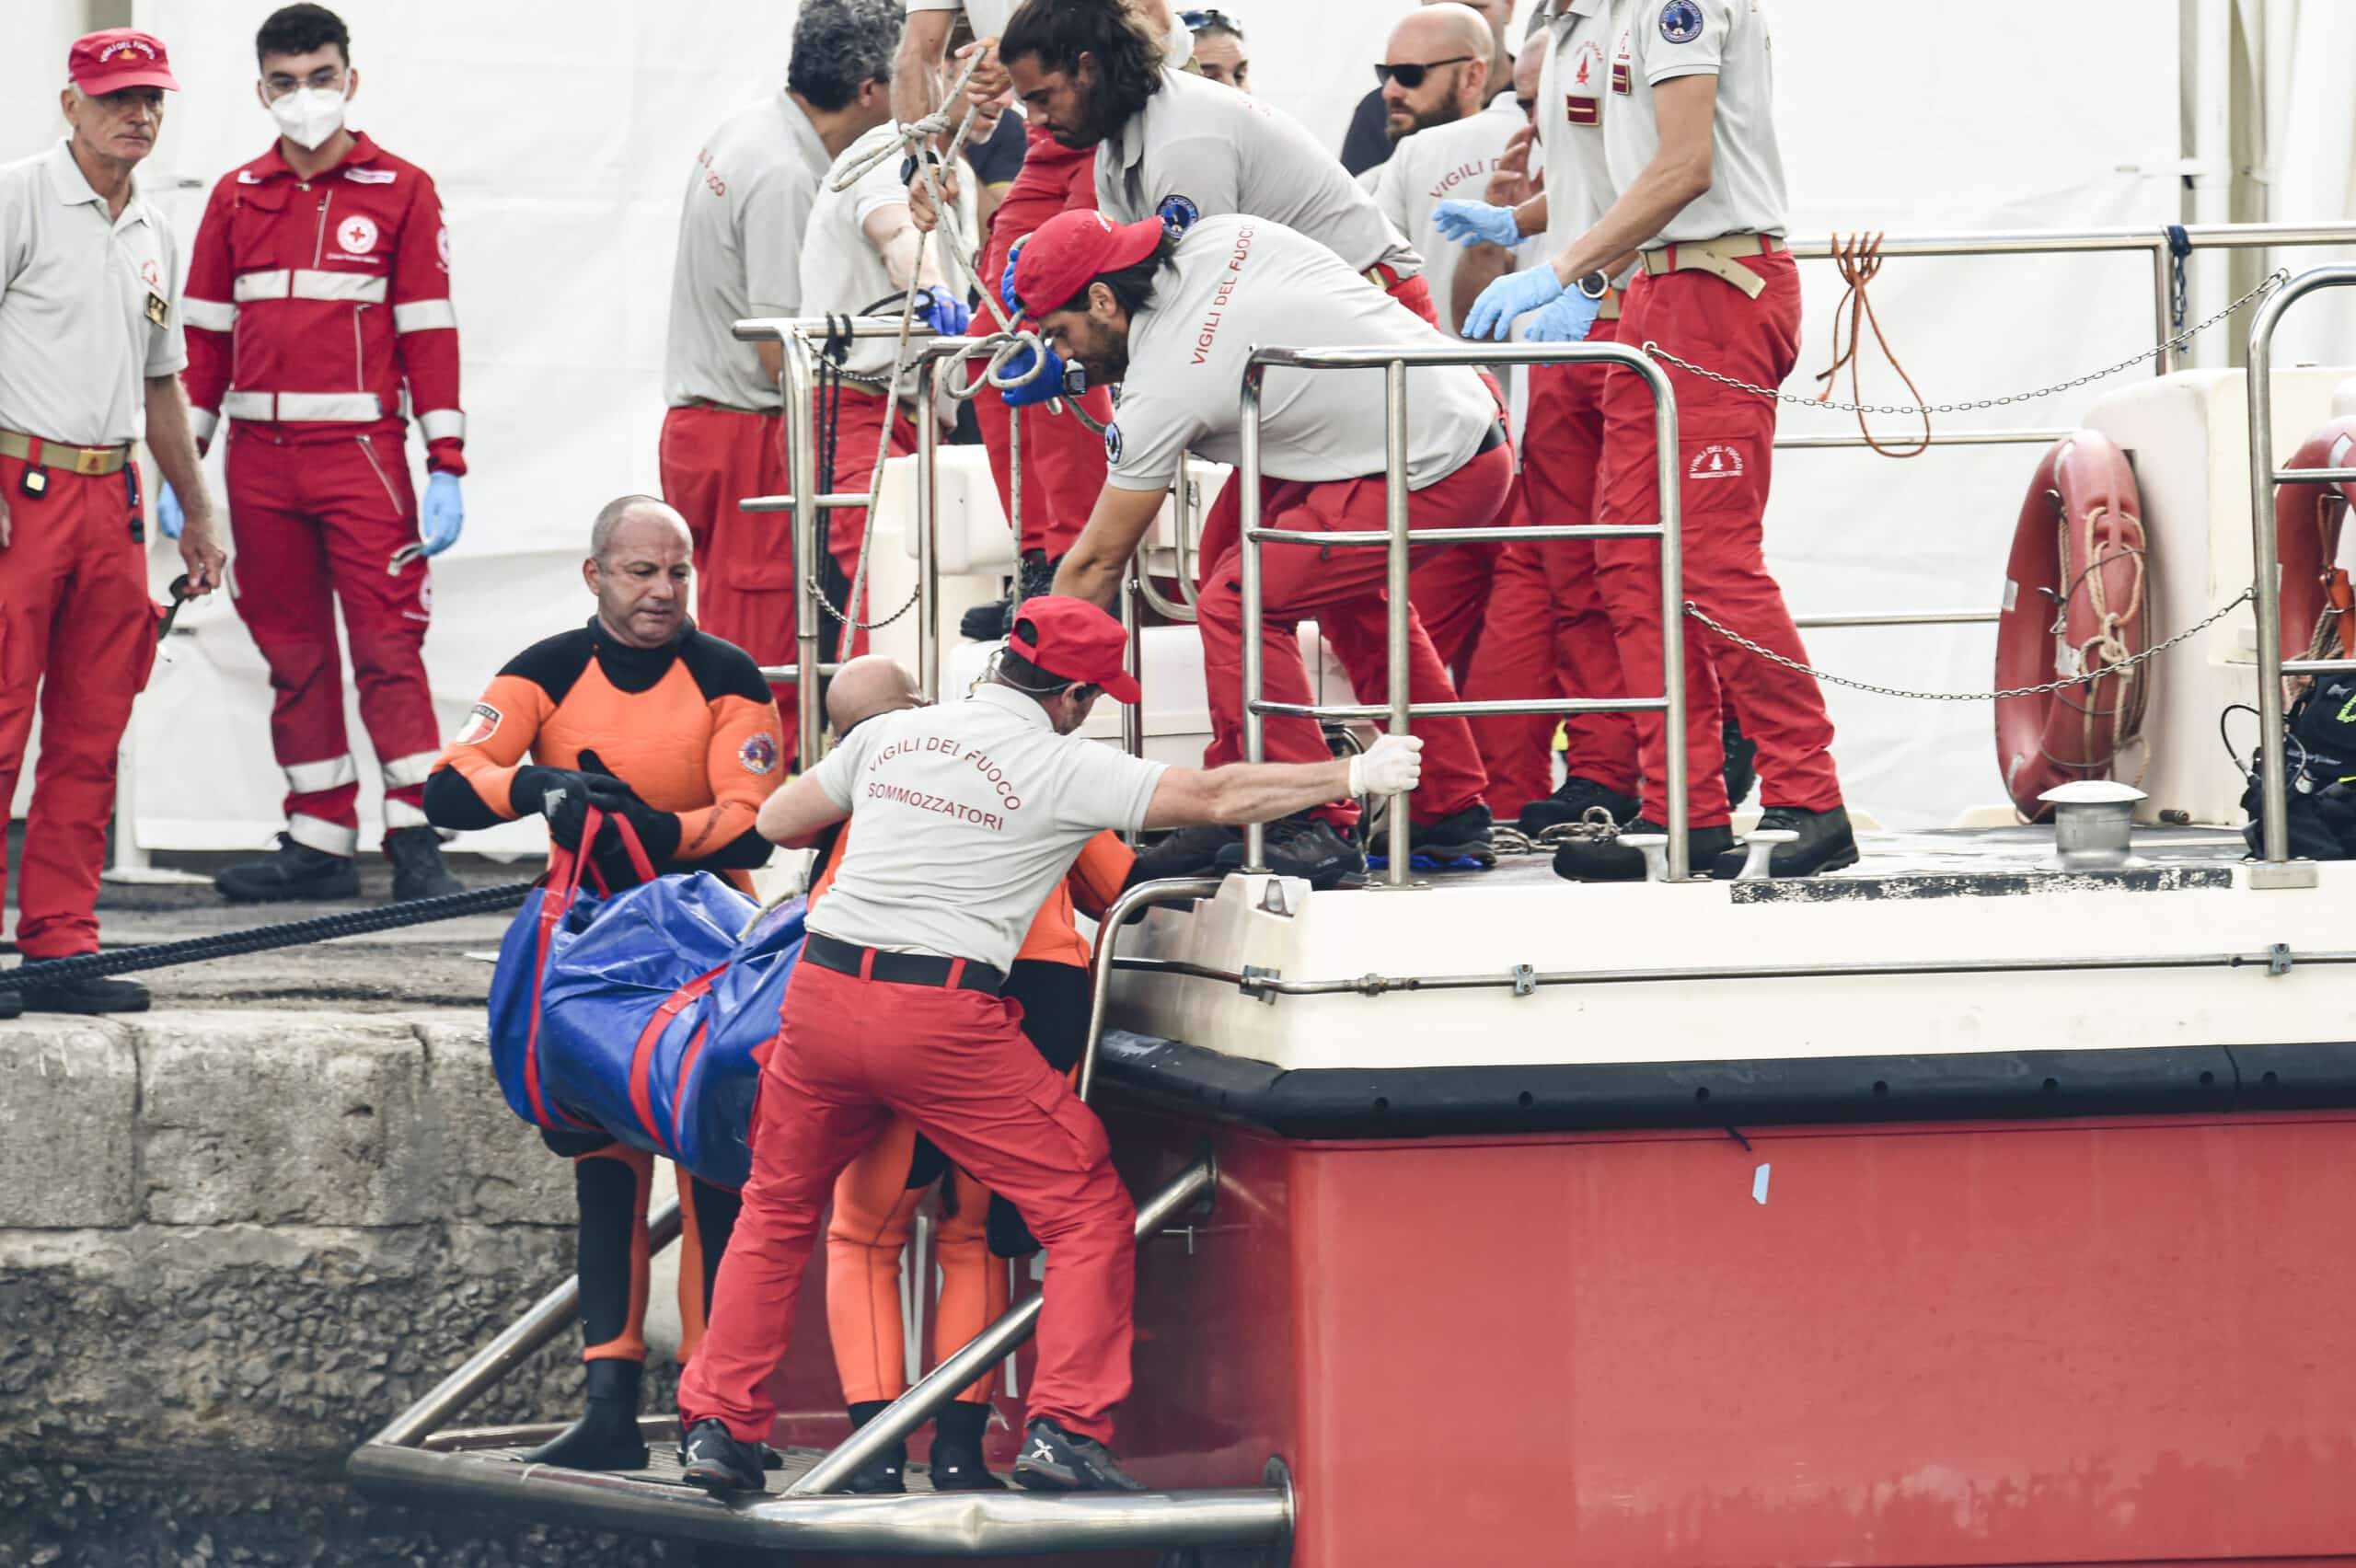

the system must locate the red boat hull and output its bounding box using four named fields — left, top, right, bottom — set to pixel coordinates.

left=1110, top=1106, right=2356, bottom=1568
